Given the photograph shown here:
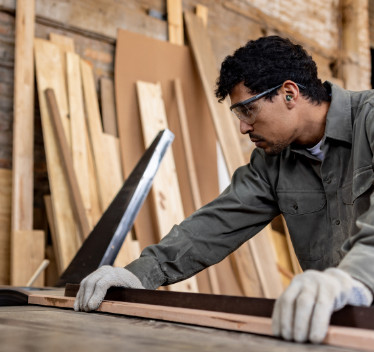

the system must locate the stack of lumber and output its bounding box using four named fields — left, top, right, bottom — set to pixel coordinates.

left=3, top=2, right=303, bottom=297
